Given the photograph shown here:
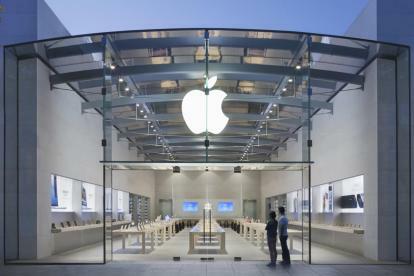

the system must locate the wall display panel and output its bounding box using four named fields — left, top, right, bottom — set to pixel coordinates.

left=302, top=188, right=312, bottom=213
left=105, top=188, right=112, bottom=212
left=81, top=182, right=96, bottom=212
left=50, top=175, right=73, bottom=212
left=182, top=201, right=199, bottom=212
left=336, top=175, right=364, bottom=213
left=217, top=201, right=234, bottom=212
left=312, top=184, right=333, bottom=213
left=287, top=191, right=299, bottom=213
left=117, top=191, right=129, bottom=212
